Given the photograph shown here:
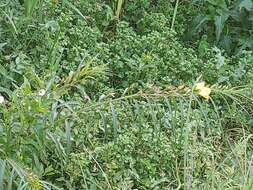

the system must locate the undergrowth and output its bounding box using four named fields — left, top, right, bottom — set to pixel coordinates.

left=0, top=0, right=253, bottom=189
